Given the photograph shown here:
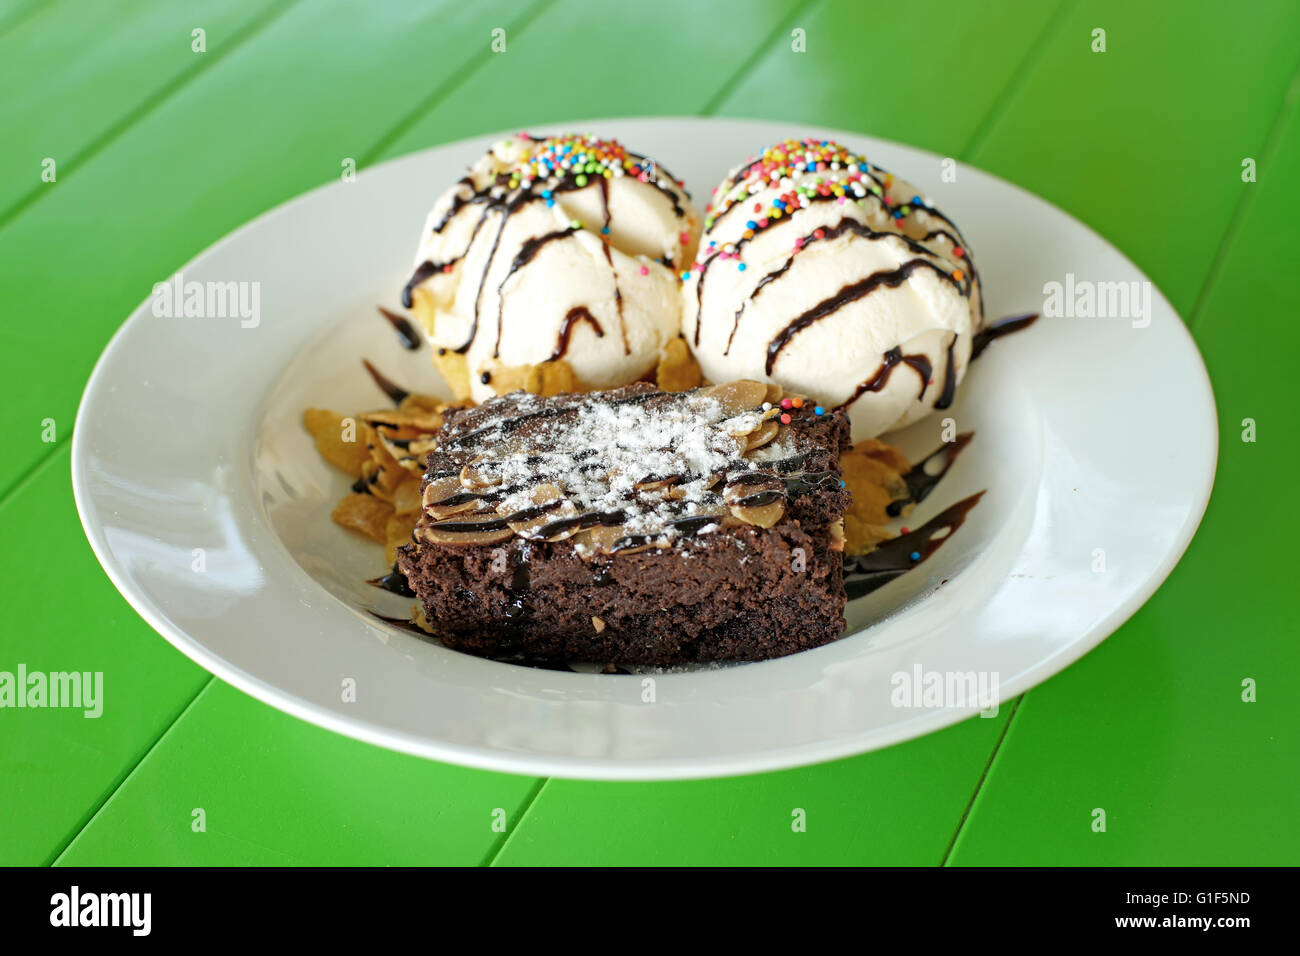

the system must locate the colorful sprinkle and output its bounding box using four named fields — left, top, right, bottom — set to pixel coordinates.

left=909, top=552, right=921, bottom=562
left=780, top=398, right=793, bottom=409
left=813, top=405, right=825, bottom=416
left=780, top=413, right=792, bottom=424
left=640, top=265, right=649, bottom=276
